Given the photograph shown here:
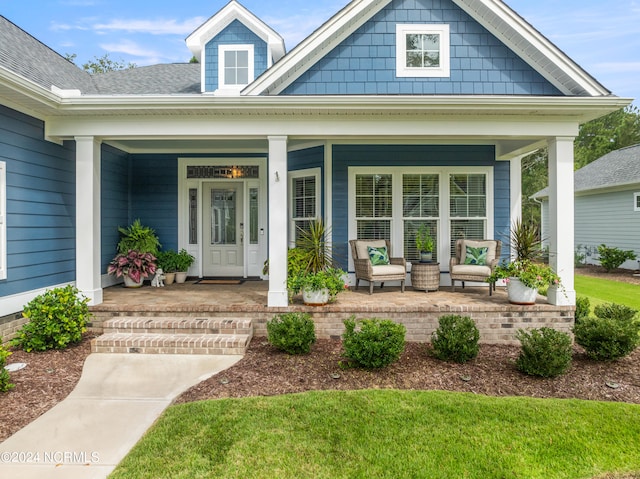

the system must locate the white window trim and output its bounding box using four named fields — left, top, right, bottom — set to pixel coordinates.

left=0, top=161, right=6, bottom=280
left=288, top=168, right=321, bottom=248
left=348, top=166, right=493, bottom=270
left=396, top=24, right=450, bottom=78
left=635, top=192, right=640, bottom=212
left=217, top=44, right=255, bottom=95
